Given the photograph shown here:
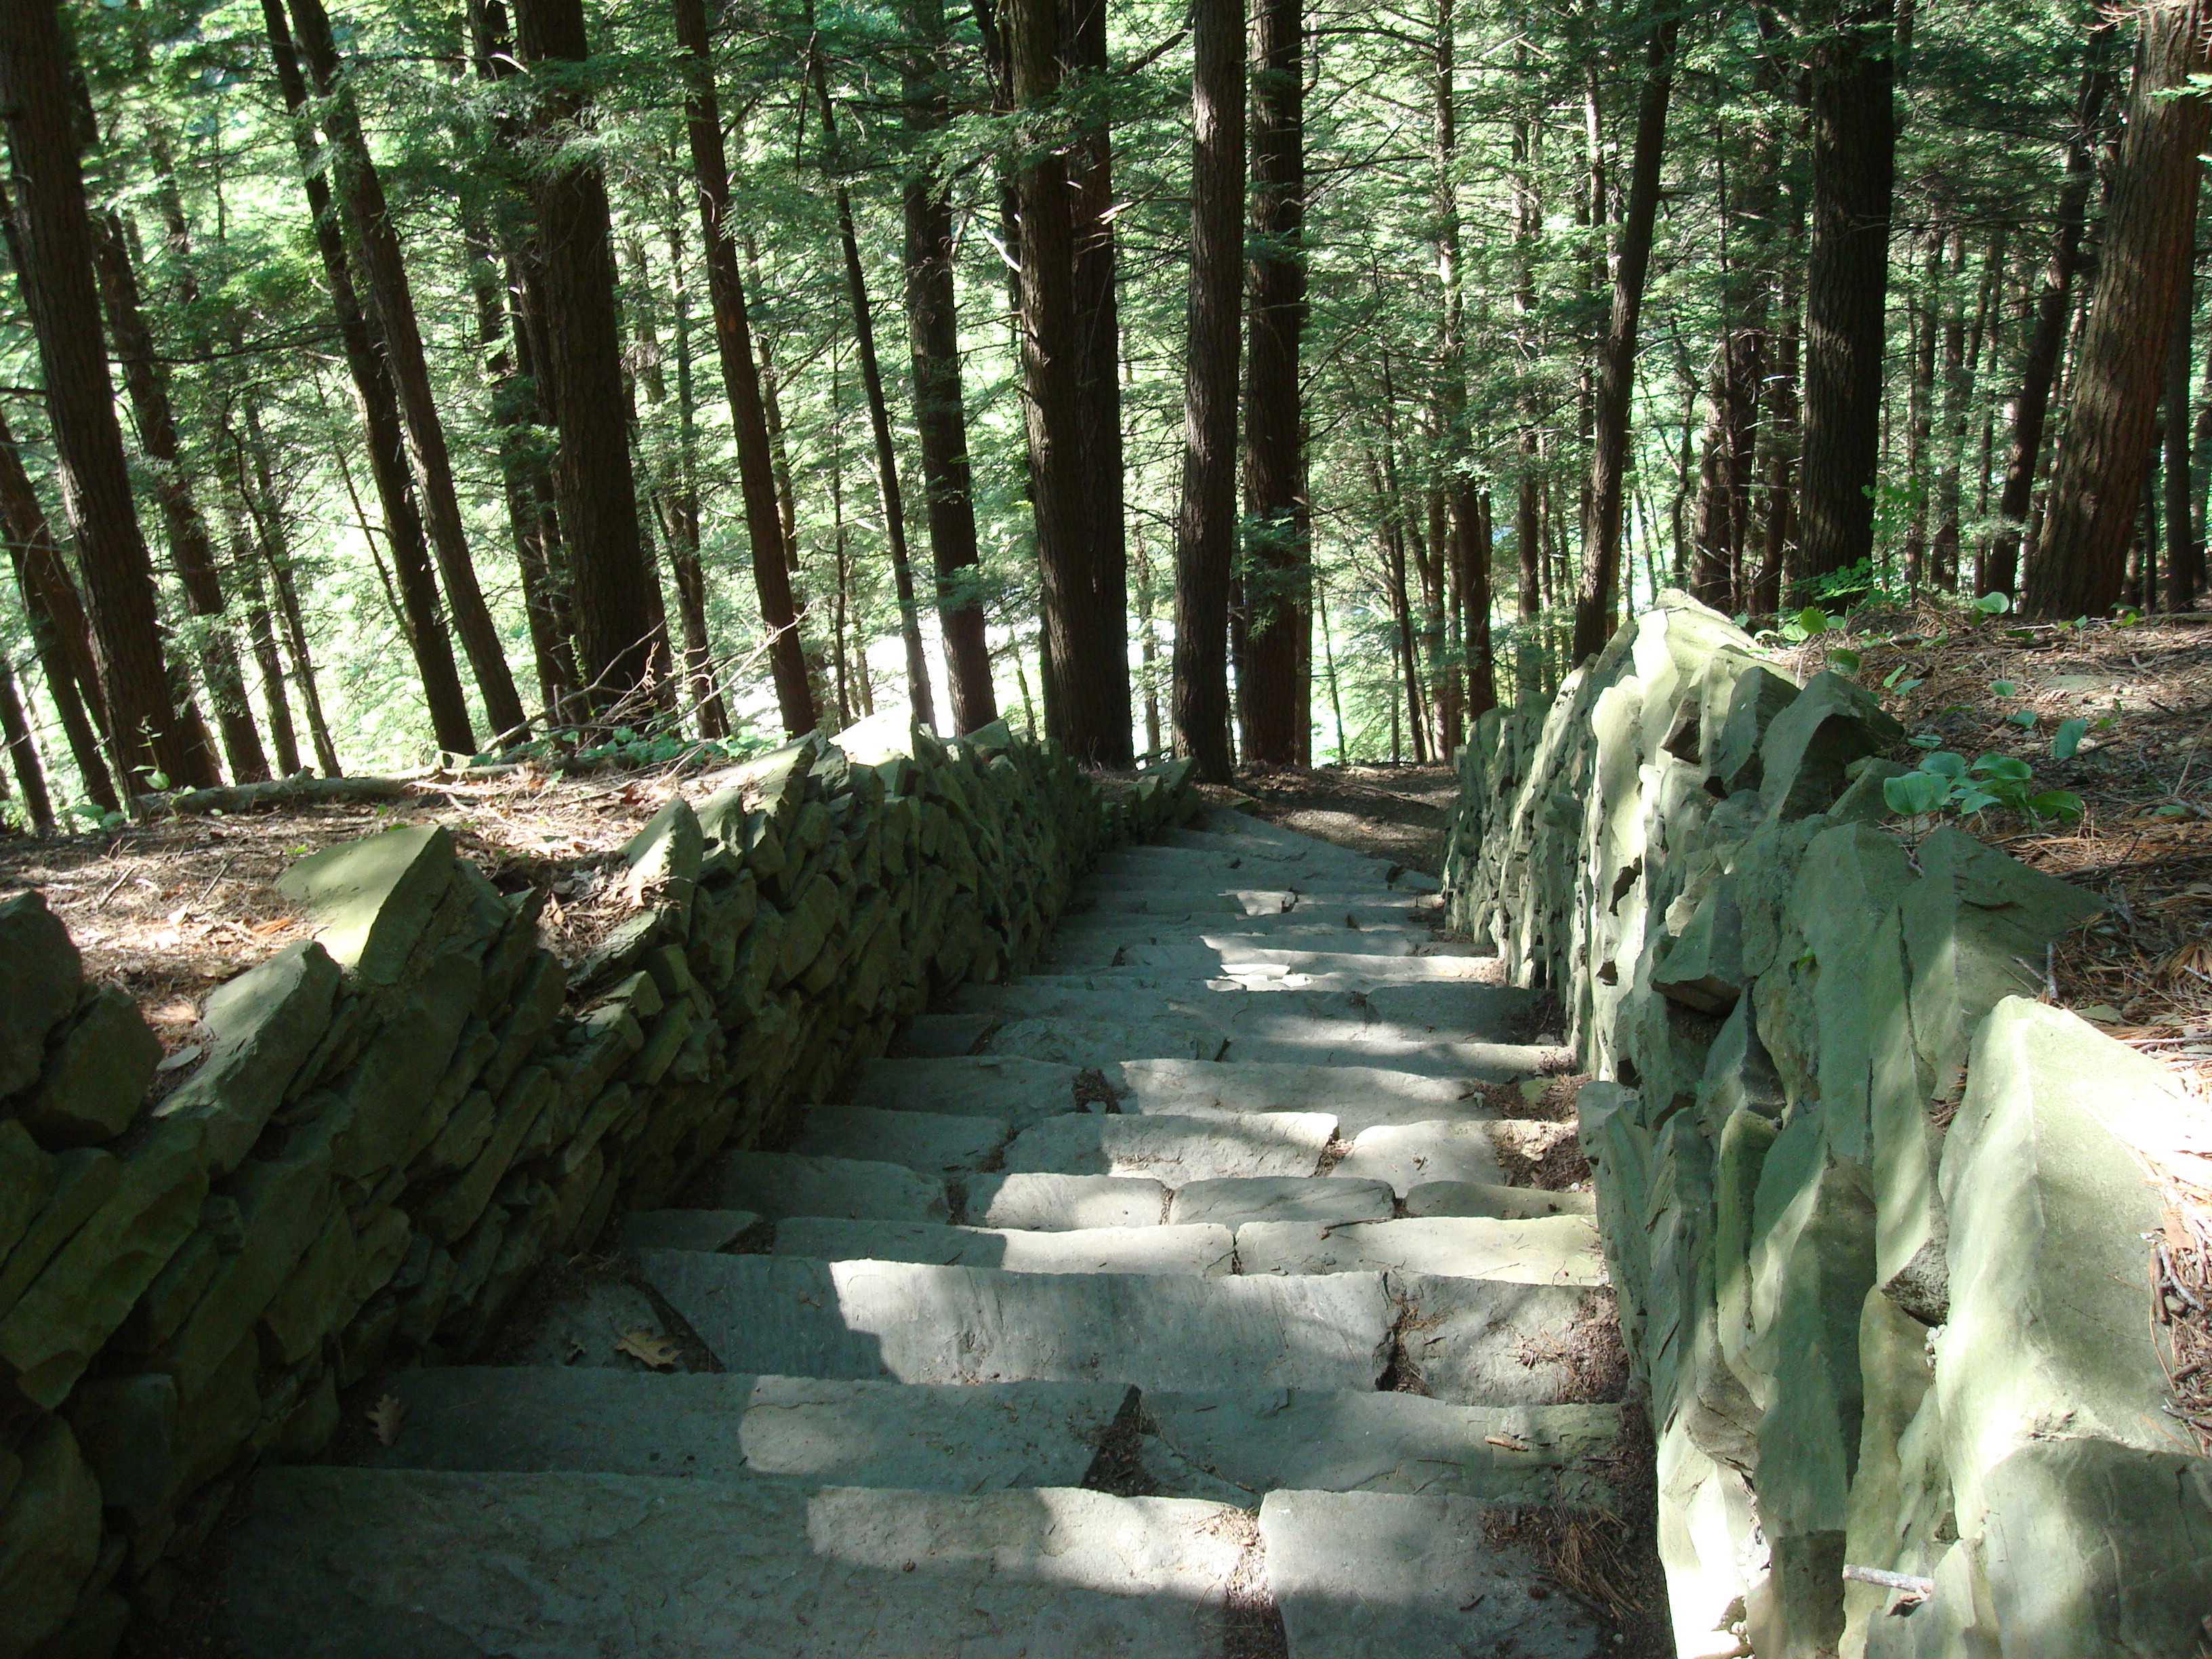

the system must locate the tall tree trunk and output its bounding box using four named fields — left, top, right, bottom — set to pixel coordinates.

left=512, top=0, right=659, bottom=716
left=808, top=39, right=937, bottom=732
left=234, top=529, right=302, bottom=777
left=1573, top=4, right=1679, bottom=659
left=1986, top=51, right=2112, bottom=598
left=2030, top=3, right=2211, bottom=617
left=0, top=0, right=205, bottom=792
left=1798, top=0, right=1897, bottom=578
left=672, top=0, right=815, bottom=735
left=0, top=659, right=53, bottom=834
left=1007, top=0, right=1130, bottom=764
left=259, top=529, right=341, bottom=775
left=903, top=0, right=996, bottom=735
left=1427, top=0, right=1486, bottom=731
left=658, top=211, right=729, bottom=737
left=2167, top=257, right=2200, bottom=608
left=285, top=0, right=527, bottom=741
left=262, top=0, right=478, bottom=754
left=1172, top=0, right=1246, bottom=781
left=1901, top=232, right=1943, bottom=586
left=89, top=211, right=268, bottom=785
left=1240, top=0, right=1309, bottom=765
